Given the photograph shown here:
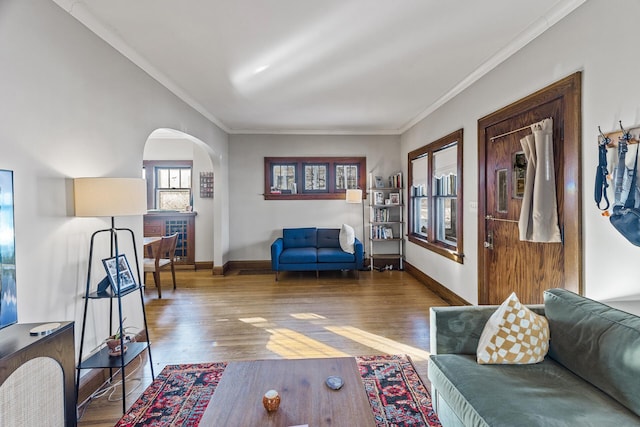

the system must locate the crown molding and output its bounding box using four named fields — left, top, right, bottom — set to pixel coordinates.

left=399, top=0, right=586, bottom=134
left=52, top=0, right=585, bottom=137
left=51, top=0, right=232, bottom=134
